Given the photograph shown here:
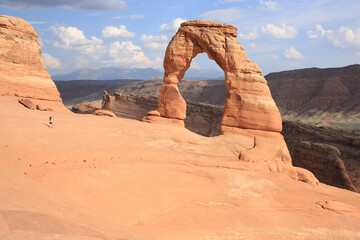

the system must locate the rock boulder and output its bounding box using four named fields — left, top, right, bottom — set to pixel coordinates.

left=93, top=110, right=116, bottom=117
